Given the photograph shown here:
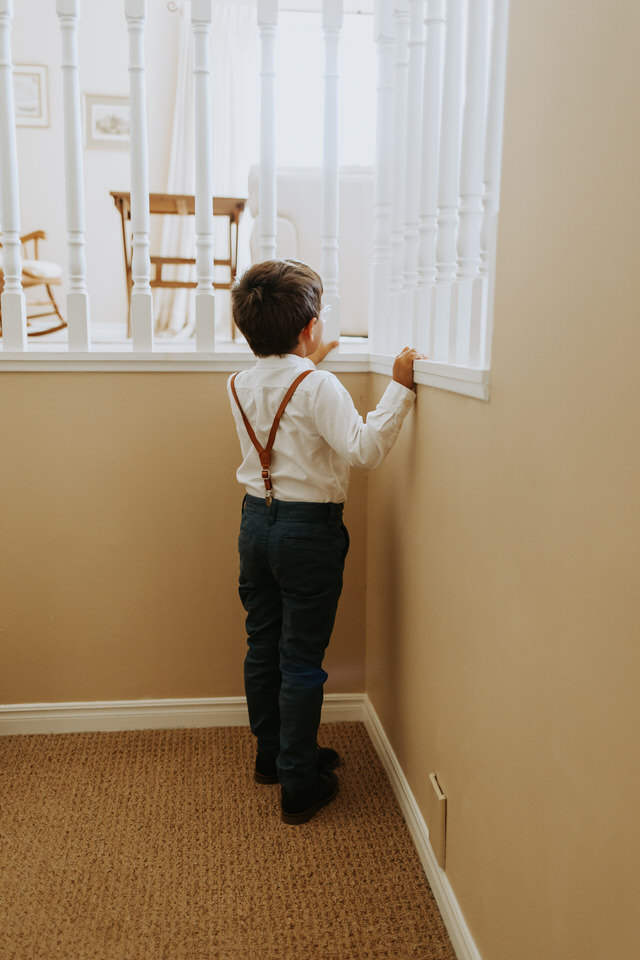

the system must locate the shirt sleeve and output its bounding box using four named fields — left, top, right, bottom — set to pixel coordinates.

left=310, top=373, right=416, bottom=470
